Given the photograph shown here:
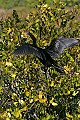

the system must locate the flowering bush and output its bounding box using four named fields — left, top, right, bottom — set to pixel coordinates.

left=0, top=0, right=80, bottom=119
